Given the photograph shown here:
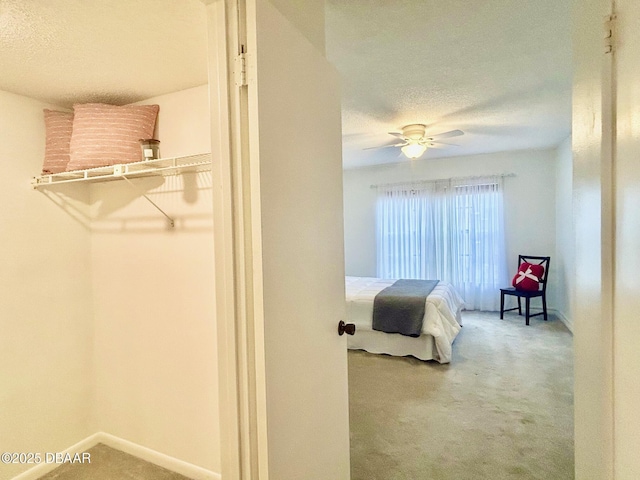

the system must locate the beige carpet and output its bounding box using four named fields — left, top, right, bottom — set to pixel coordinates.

left=36, top=444, right=192, bottom=480
left=348, top=310, right=574, bottom=480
